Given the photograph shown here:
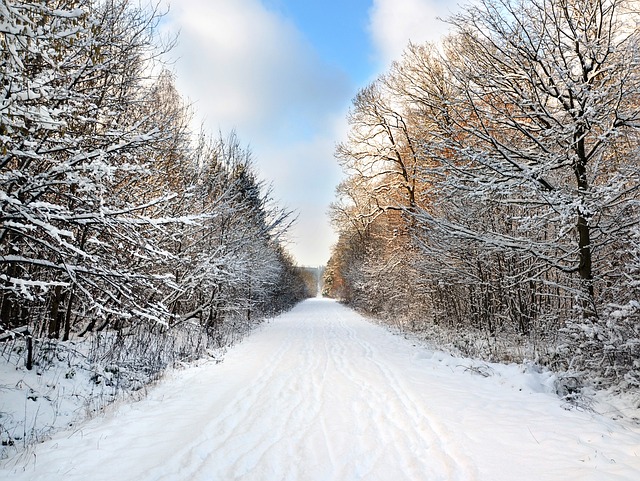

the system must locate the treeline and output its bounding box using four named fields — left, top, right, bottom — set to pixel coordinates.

left=326, top=0, right=640, bottom=387
left=0, top=0, right=310, bottom=372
